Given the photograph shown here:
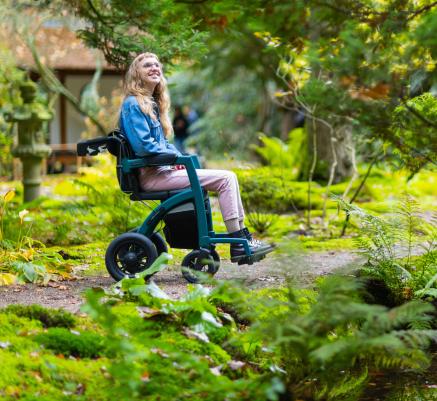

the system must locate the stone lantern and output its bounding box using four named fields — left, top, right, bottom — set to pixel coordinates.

left=7, top=81, right=52, bottom=202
